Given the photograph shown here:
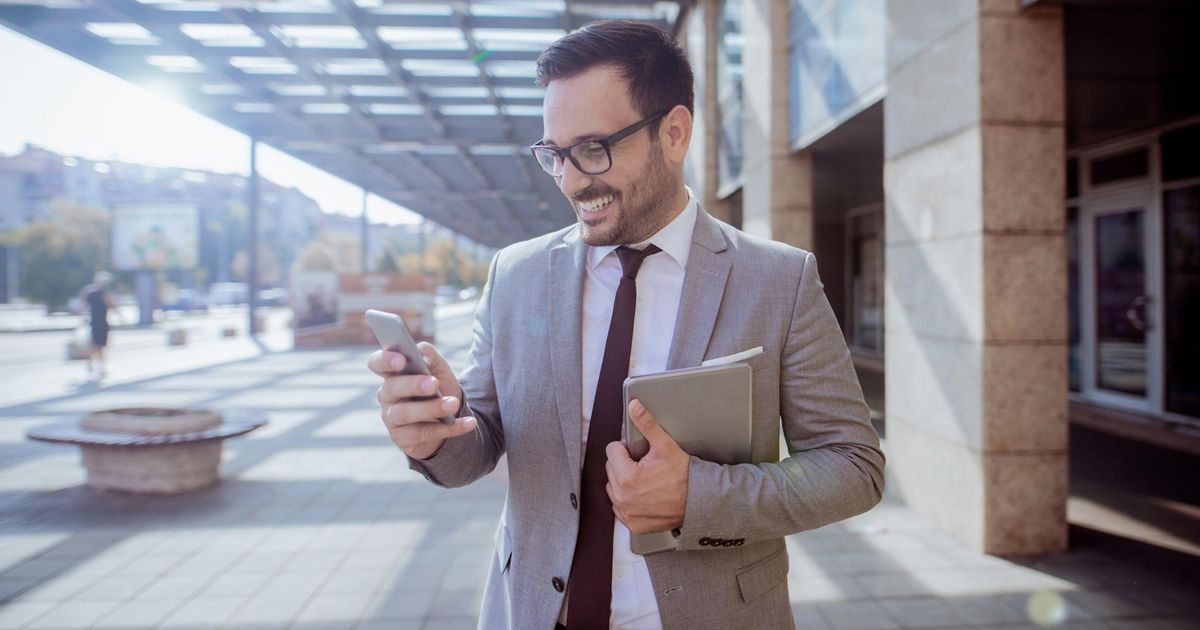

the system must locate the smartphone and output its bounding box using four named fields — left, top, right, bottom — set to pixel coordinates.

left=365, top=309, right=455, bottom=424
